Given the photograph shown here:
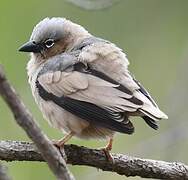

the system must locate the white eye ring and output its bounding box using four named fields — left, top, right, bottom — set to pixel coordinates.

left=45, top=39, right=55, bottom=48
